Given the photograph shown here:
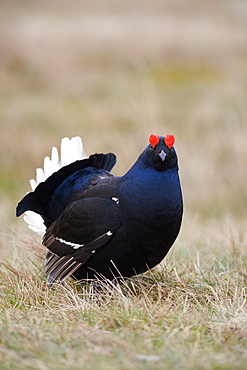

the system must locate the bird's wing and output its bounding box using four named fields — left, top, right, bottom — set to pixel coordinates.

left=16, top=152, right=117, bottom=228
left=43, top=196, right=120, bottom=284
